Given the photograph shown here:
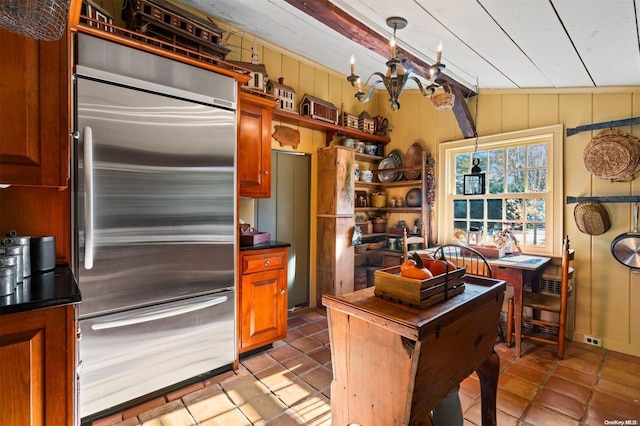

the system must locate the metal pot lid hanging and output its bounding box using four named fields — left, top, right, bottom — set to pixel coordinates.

left=610, top=202, right=640, bottom=270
